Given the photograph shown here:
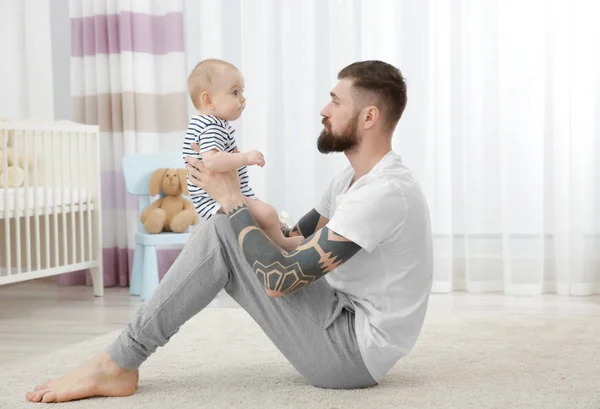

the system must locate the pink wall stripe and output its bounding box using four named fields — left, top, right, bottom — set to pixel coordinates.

left=71, top=12, right=184, bottom=57
left=57, top=248, right=183, bottom=287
